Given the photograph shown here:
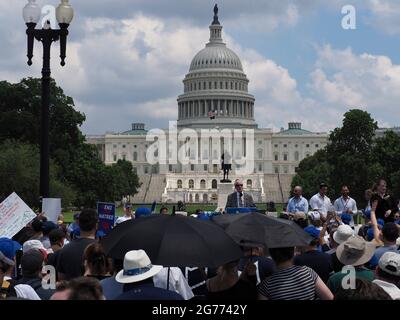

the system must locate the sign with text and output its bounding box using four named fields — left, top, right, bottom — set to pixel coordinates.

left=42, top=198, right=61, bottom=223
left=97, top=202, right=115, bottom=235
left=0, top=192, right=37, bottom=238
